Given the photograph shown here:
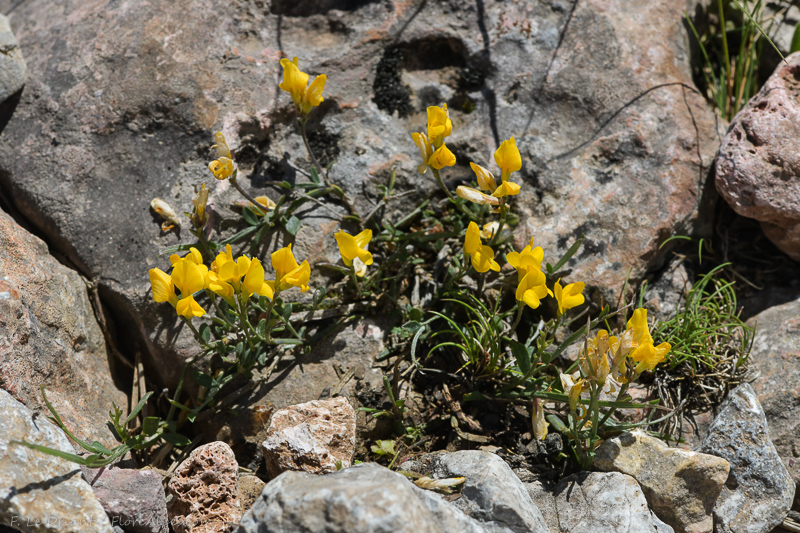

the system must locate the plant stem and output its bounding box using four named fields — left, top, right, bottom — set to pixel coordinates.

left=208, top=291, right=235, bottom=328
left=298, top=117, right=327, bottom=184
left=431, top=168, right=455, bottom=202
left=509, top=303, right=524, bottom=332
left=598, top=381, right=630, bottom=429
left=230, top=174, right=273, bottom=213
